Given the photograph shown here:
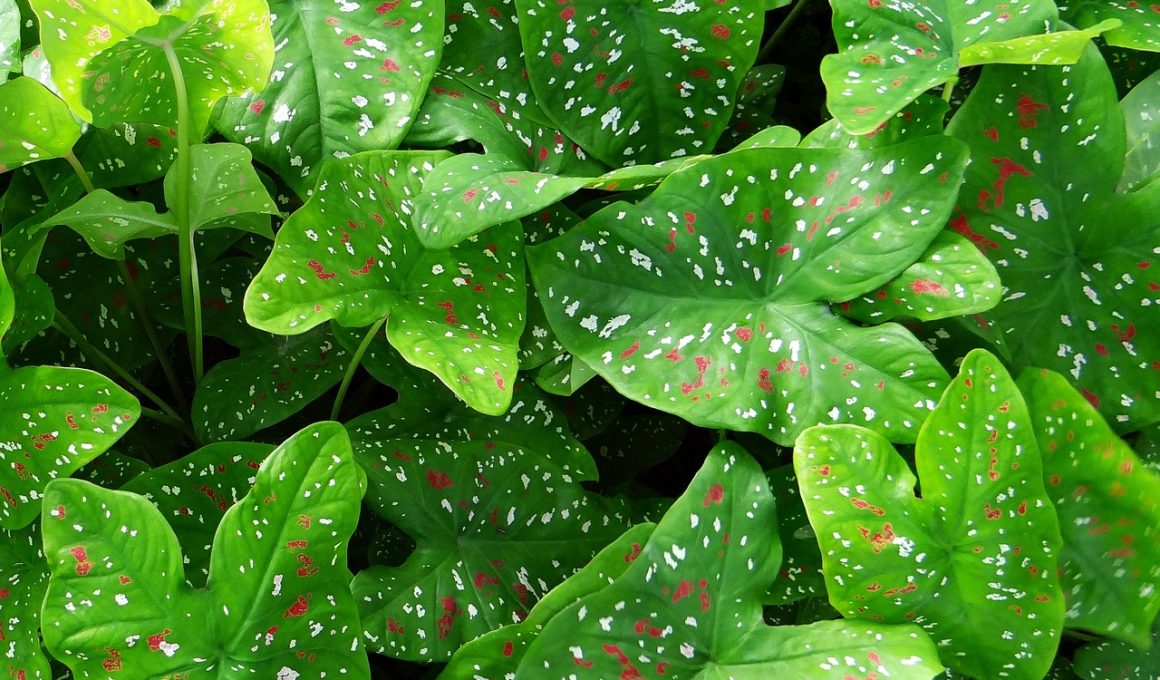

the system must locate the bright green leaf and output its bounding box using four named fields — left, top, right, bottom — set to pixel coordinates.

left=804, top=94, right=950, bottom=150
left=958, top=19, right=1121, bottom=67
left=0, top=77, right=83, bottom=173
left=37, top=190, right=177, bottom=259
left=0, top=521, right=51, bottom=680
left=0, top=0, right=19, bottom=80
left=1120, top=68, right=1160, bottom=192
left=165, top=143, right=278, bottom=235
left=1064, top=0, right=1160, bottom=52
